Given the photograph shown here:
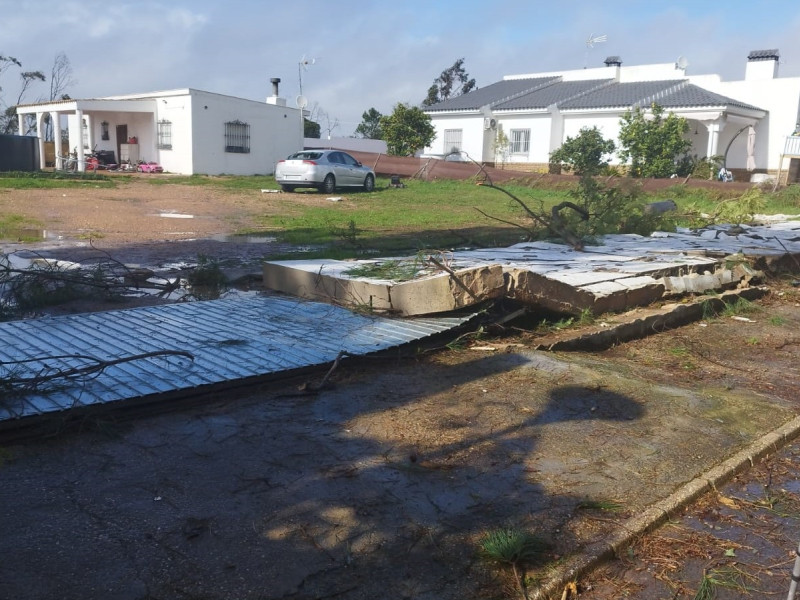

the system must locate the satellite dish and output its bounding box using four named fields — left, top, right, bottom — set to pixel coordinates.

left=676, top=56, right=689, bottom=70
left=296, top=95, right=308, bottom=109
